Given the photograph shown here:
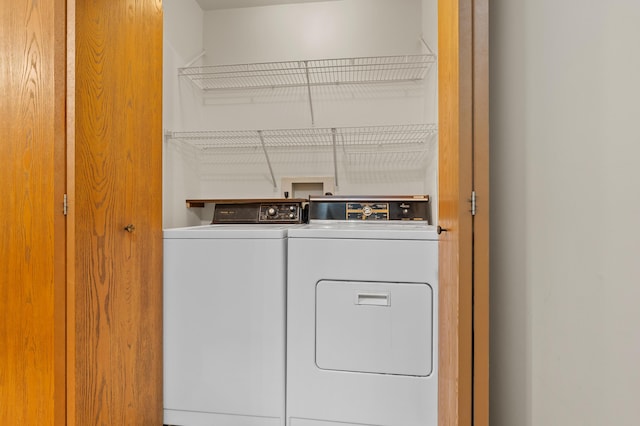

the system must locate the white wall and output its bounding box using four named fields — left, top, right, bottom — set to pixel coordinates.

left=491, top=1, right=640, bottom=425
left=163, top=0, right=205, bottom=227
left=163, top=0, right=438, bottom=226
left=202, top=0, right=424, bottom=63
